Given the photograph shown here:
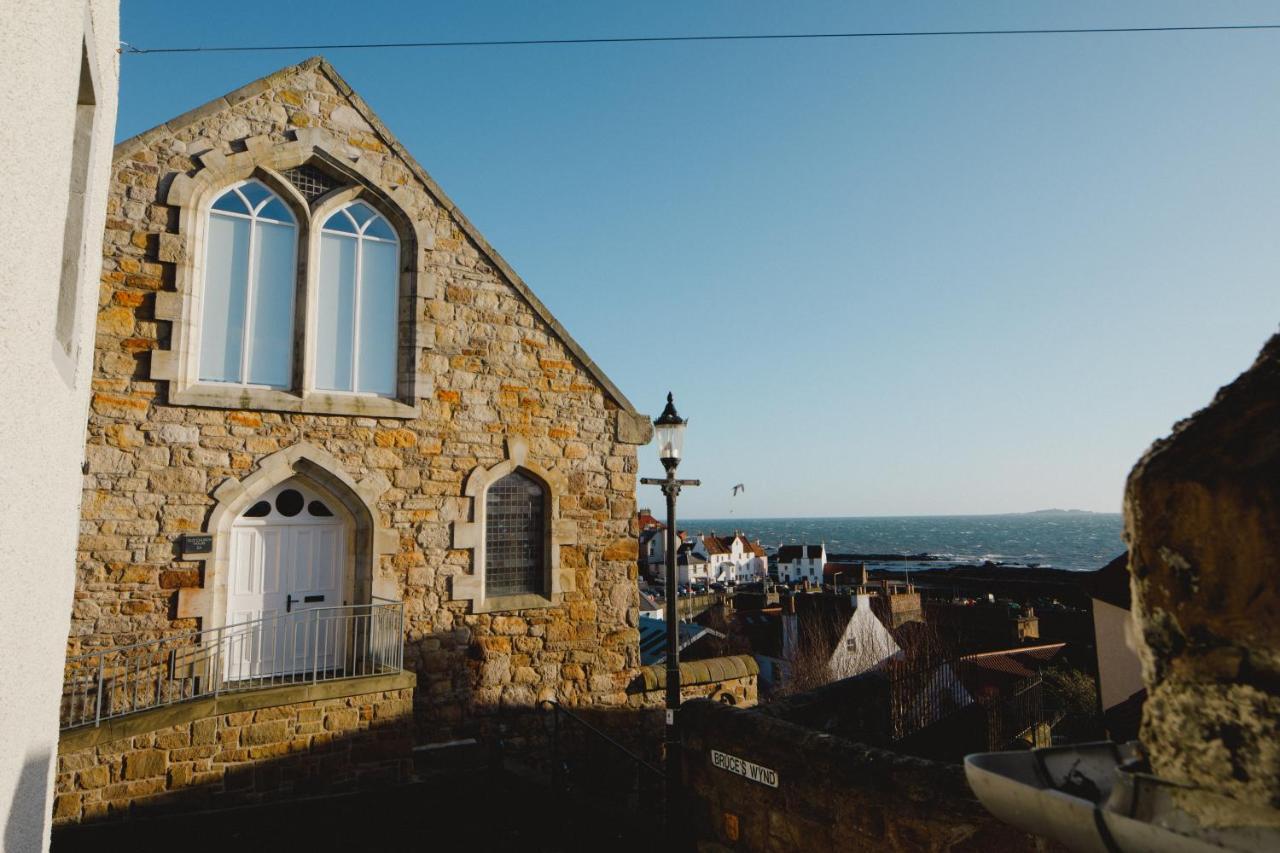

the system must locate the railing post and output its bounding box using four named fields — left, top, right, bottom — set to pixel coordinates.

left=312, top=607, right=321, bottom=683
left=94, top=657, right=104, bottom=727
left=213, top=626, right=223, bottom=698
